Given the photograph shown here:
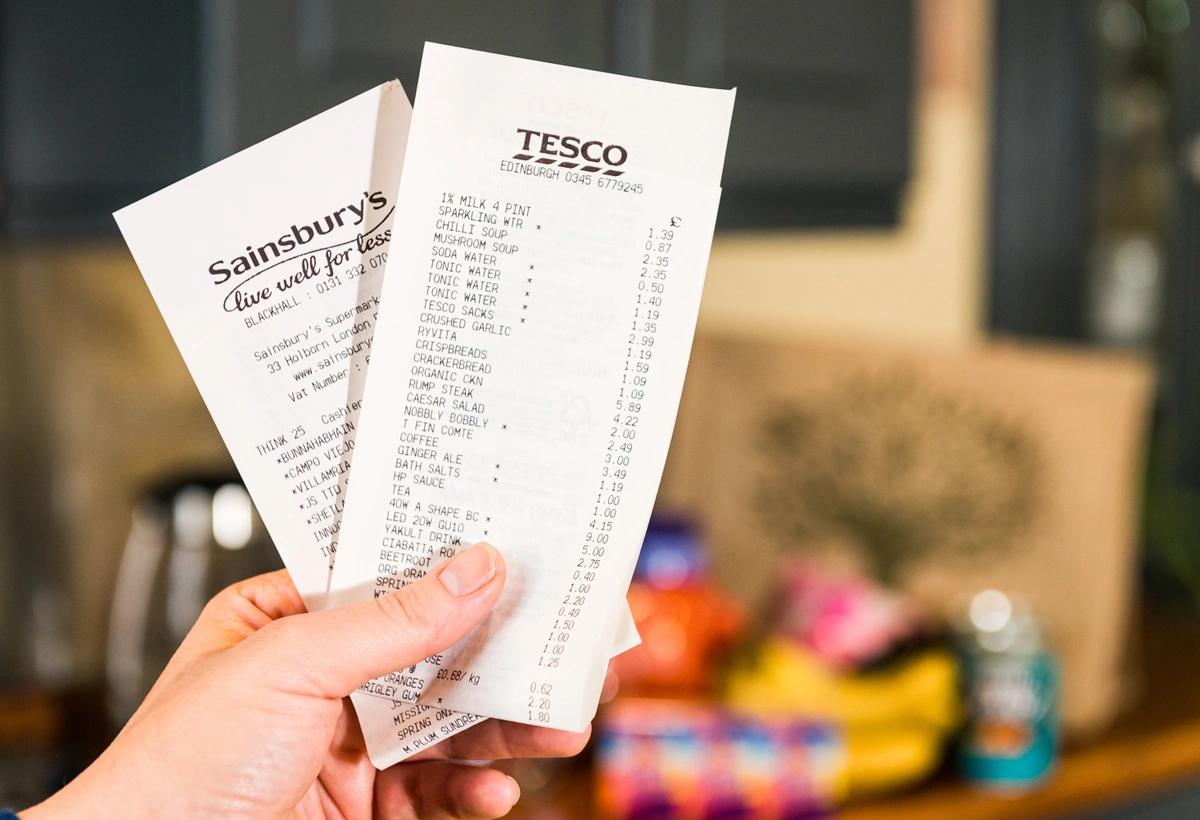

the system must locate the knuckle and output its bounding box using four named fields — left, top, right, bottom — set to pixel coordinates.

left=198, top=580, right=244, bottom=619
left=239, top=616, right=331, bottom=692
left=250, top=614, right=298, bottom=649
left=255, top=614, right=318, bottom=661
left=374, top=585, right=446, bottom=647
left=233, top=617, right=301, bottom=674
